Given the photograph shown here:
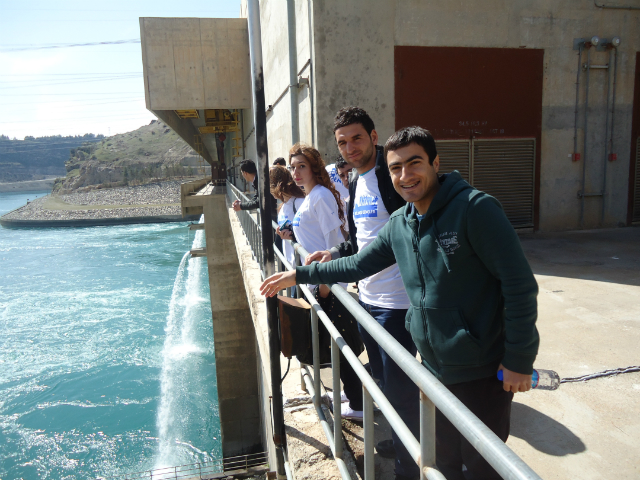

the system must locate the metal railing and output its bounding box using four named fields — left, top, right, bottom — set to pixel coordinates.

left=103, top=452, right=268, bottom=480
left=228, top=186, right=543, bottom=480
left=227, top=181, right=263, bottom=269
